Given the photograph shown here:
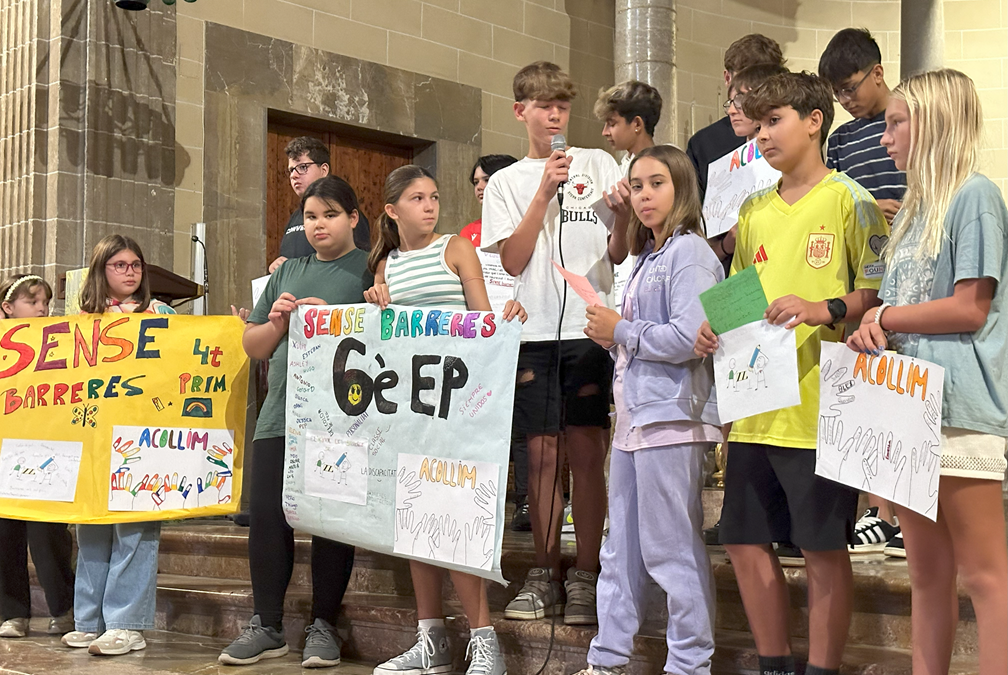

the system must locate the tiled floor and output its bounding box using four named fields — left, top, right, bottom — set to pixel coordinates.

left=0, top=619, right=373, bottom=675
